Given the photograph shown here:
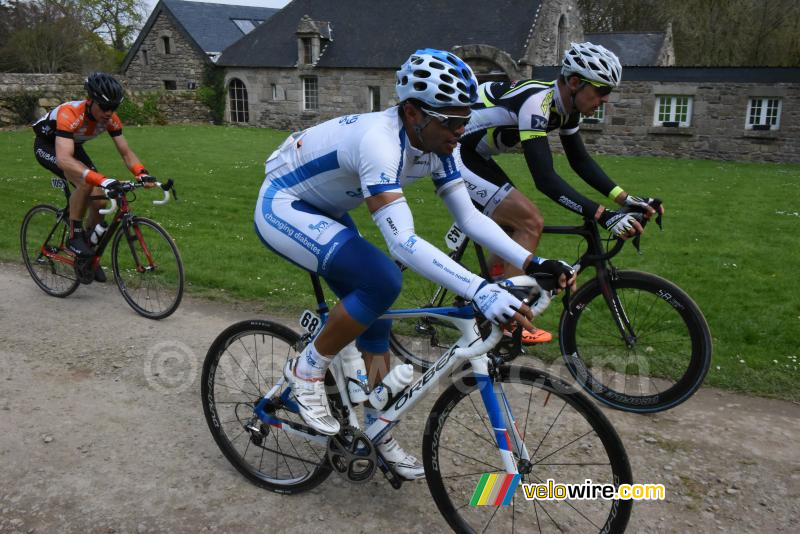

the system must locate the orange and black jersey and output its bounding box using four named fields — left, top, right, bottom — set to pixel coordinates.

left=33, top=100, right=123, bottom=144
